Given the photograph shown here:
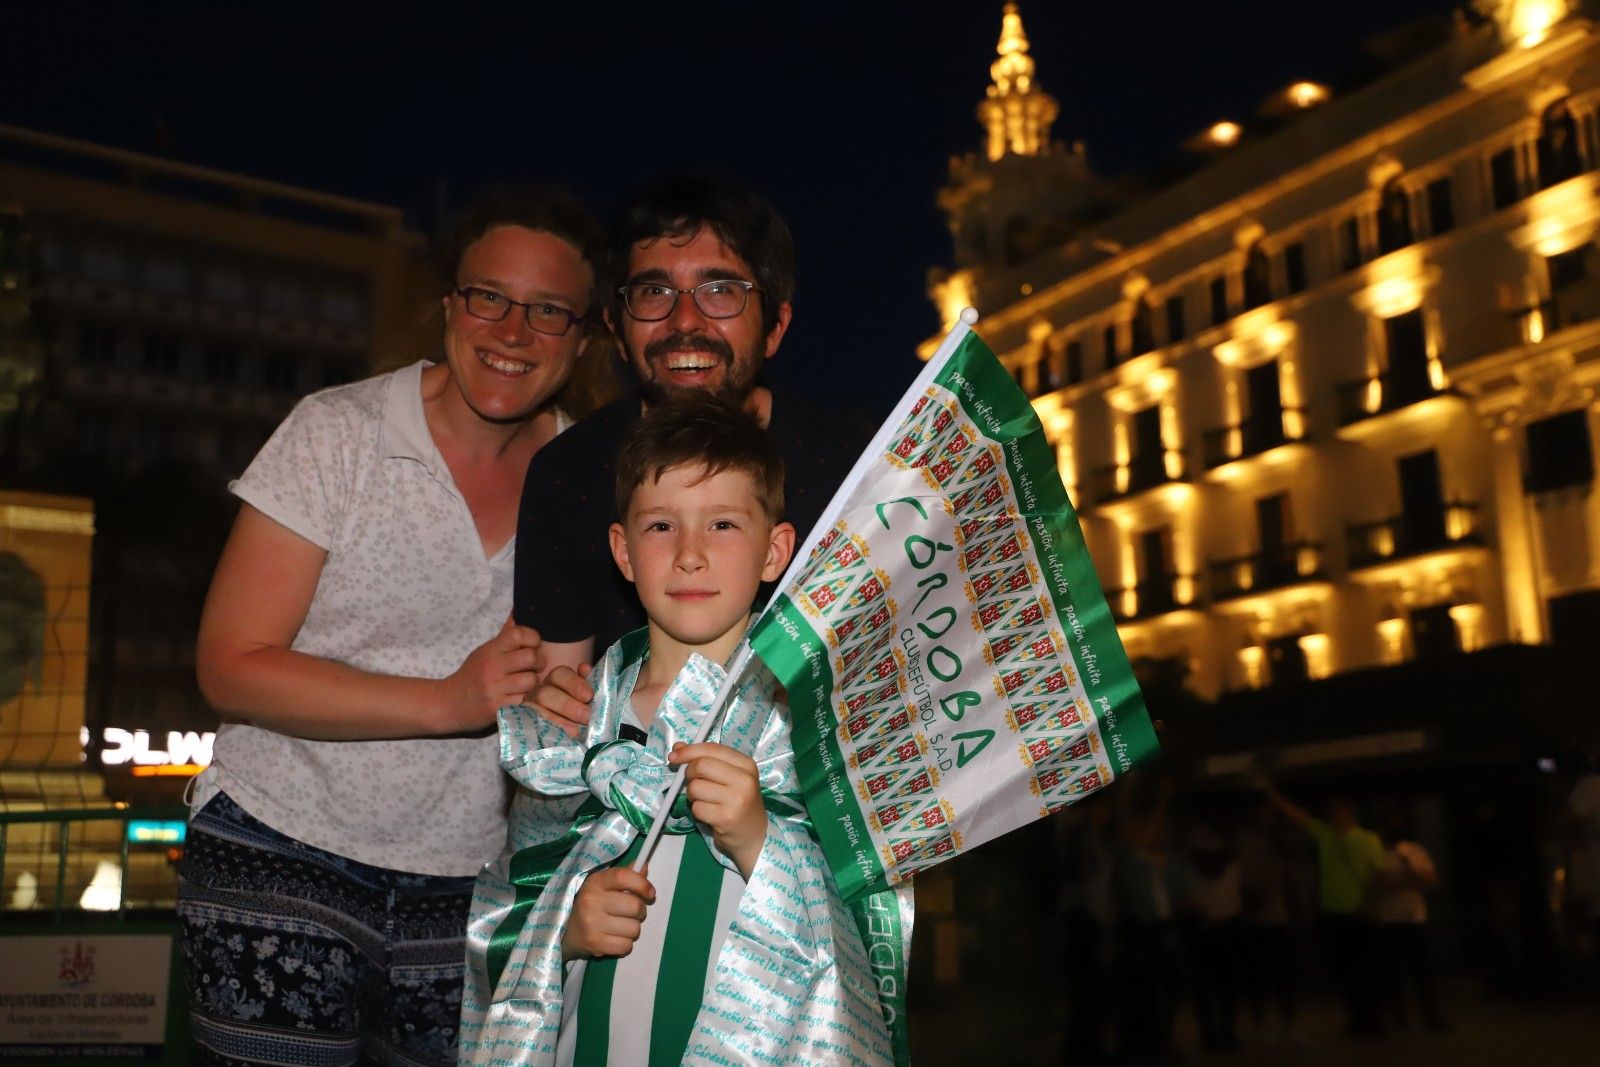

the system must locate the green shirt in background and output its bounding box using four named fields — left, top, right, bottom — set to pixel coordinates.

left=1306, top=818, right=1385, bottom=914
